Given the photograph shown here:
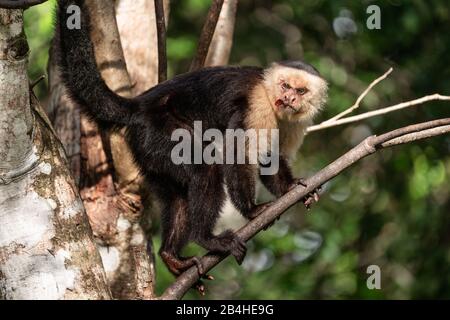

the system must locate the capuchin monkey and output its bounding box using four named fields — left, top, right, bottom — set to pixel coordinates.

left=56, top=0, right=328, bottom=280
